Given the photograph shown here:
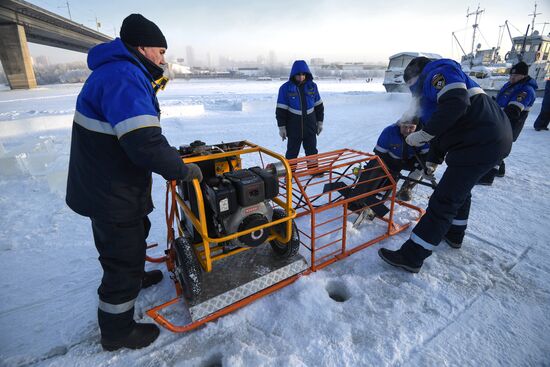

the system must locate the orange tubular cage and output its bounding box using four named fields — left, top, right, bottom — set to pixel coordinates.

left=146, top=143, right=424, bottom=333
